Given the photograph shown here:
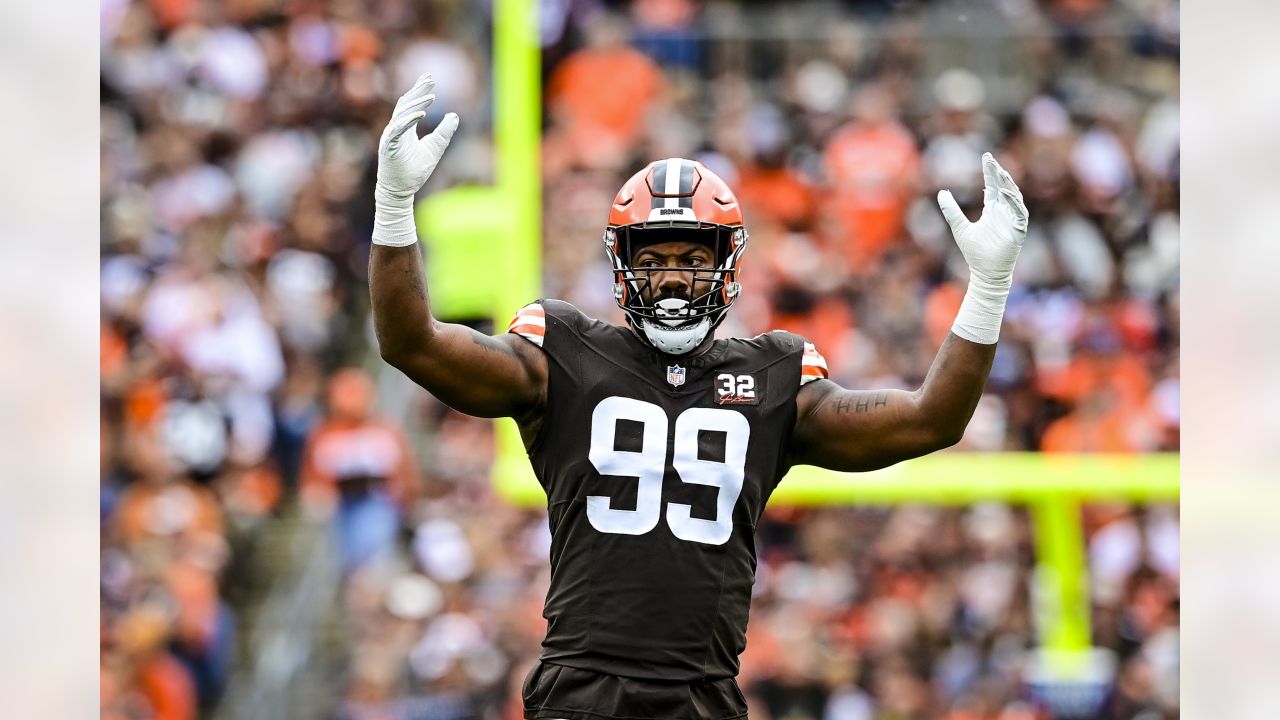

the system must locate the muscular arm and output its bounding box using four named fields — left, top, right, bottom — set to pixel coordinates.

left=370, top=242, right=546, bottom=421
left=788, top=333, right=994, bottom=471
left=791, top=152, right=1028, bottom=472
left=367, top=75, right=545, bottom=422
